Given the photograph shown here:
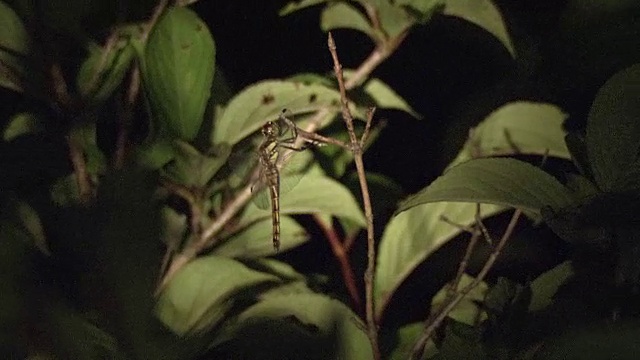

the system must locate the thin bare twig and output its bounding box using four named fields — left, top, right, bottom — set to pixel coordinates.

left=328, top=32, right=380, bottom=360
left=142, top=0, right=170, bottom=42
left=313, top=214, right=362, bottom=314
left=66, top=136, right=93, bottom=204
left=448, top=204, right=483, bottom=297
left=409, top=209, right=523, bottom=360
